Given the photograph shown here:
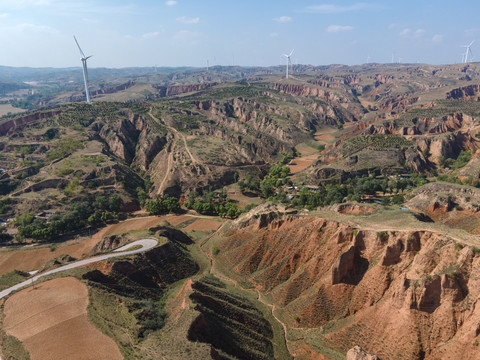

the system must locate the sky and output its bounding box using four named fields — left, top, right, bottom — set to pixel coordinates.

left=0, top=0, right=479, bottom=68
